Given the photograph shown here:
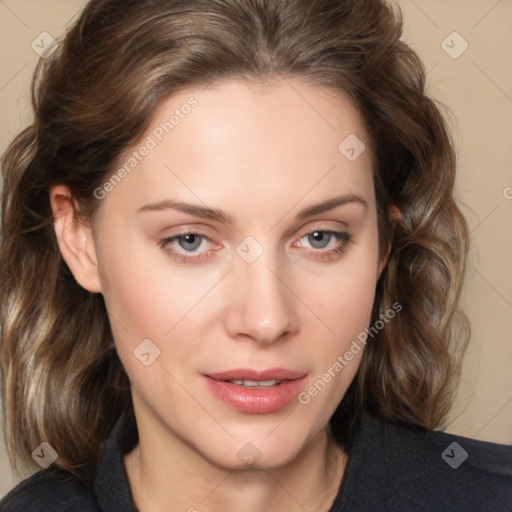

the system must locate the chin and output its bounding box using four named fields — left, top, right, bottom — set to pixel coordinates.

left=198, top=429, right=312, bottom=473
